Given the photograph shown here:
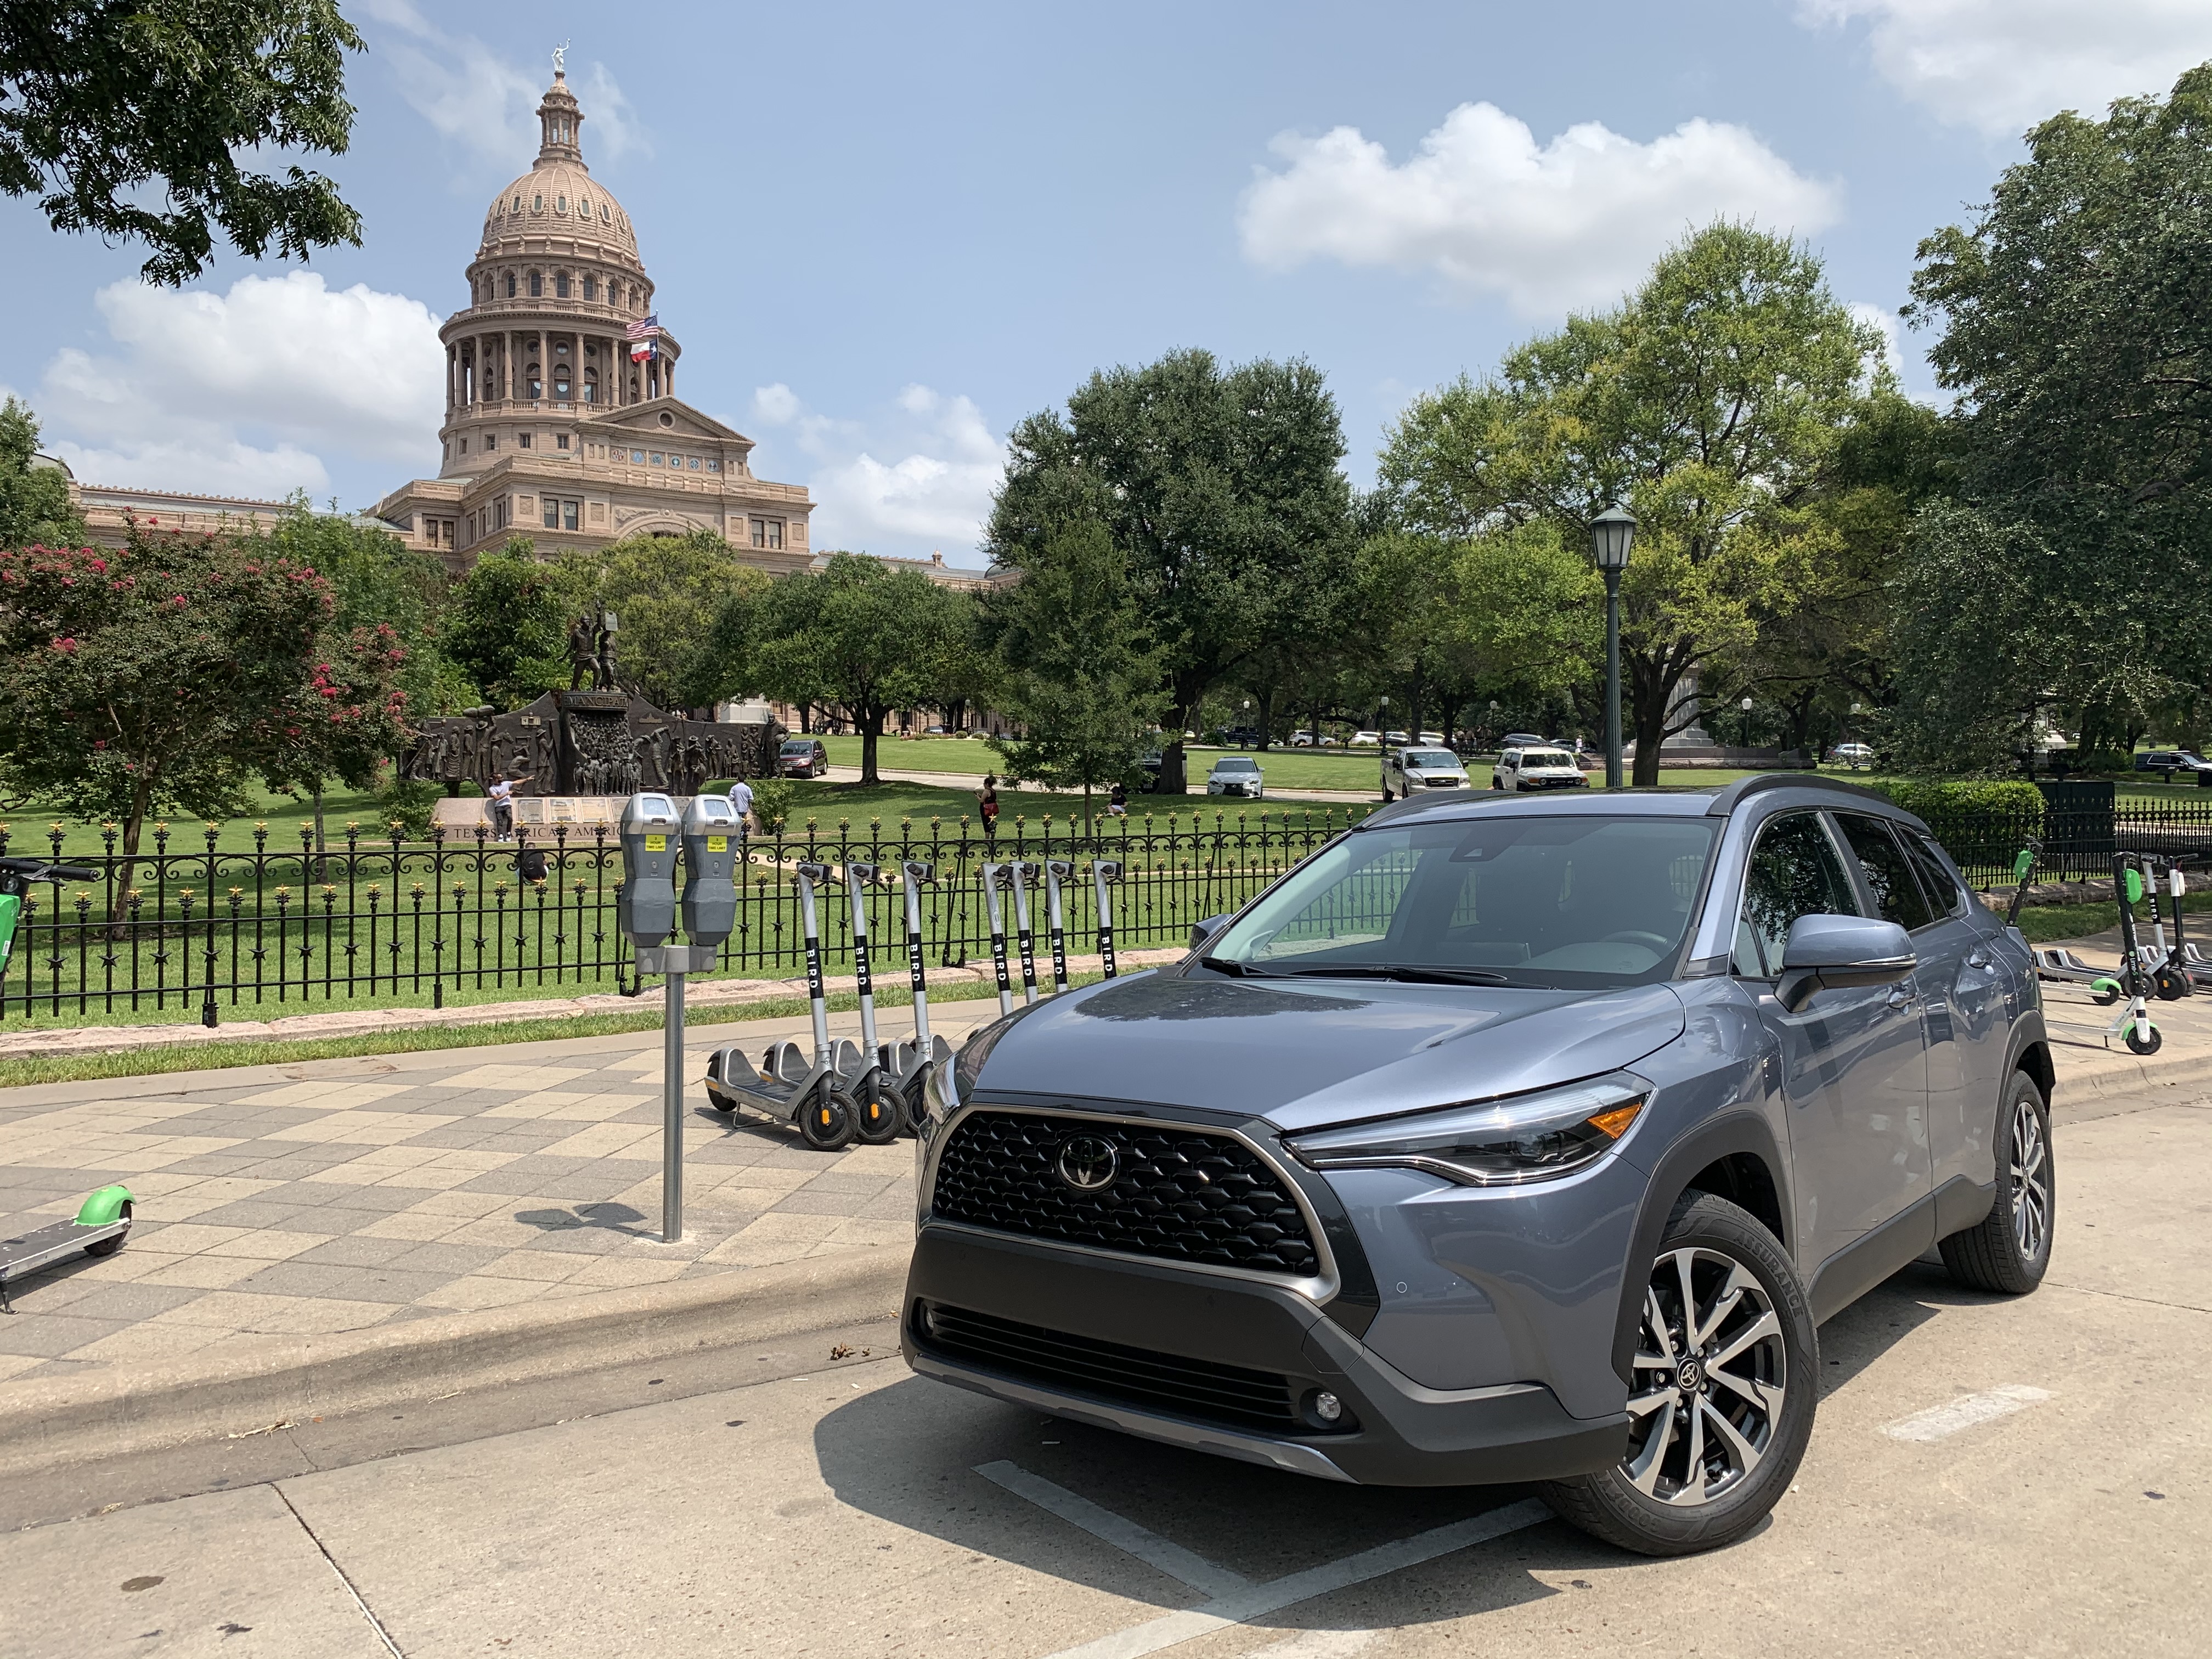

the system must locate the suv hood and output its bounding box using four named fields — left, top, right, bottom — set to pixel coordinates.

left=969, top=972, right=1685, bottom=1133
